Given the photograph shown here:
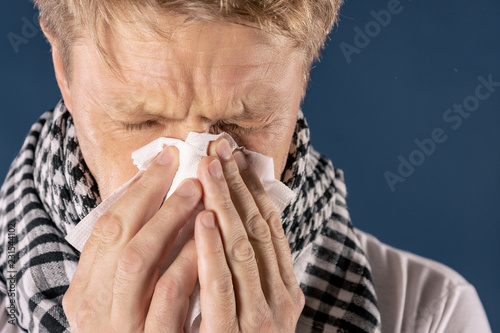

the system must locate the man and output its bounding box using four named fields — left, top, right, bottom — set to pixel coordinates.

left=0, top=0, right=491, bottom=332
